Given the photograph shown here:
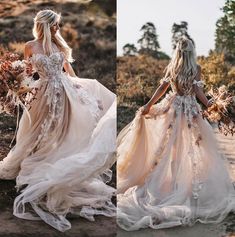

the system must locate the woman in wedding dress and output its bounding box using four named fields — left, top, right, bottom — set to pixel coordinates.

left=117, top=37, right=235, bottom=231
left=0, top=9, right=116, bottom=232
